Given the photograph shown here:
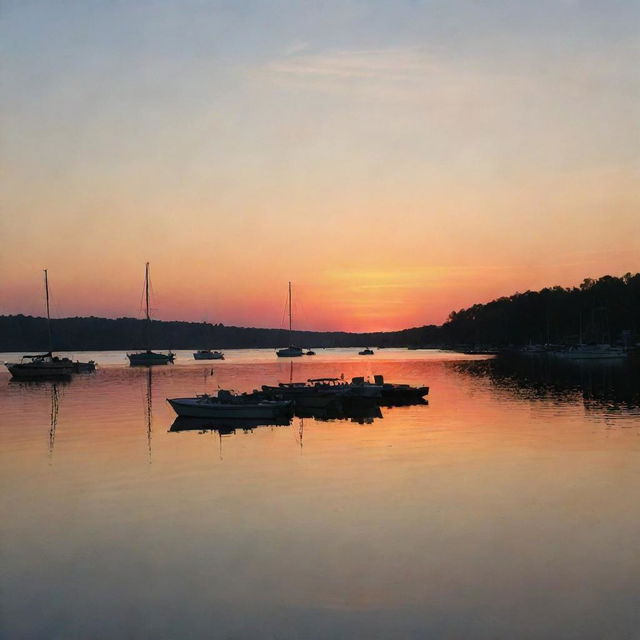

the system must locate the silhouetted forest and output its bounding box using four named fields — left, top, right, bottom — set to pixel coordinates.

left=1, top=273, right=638, bottom=351
left=441, top=273, right=640, bottom=346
